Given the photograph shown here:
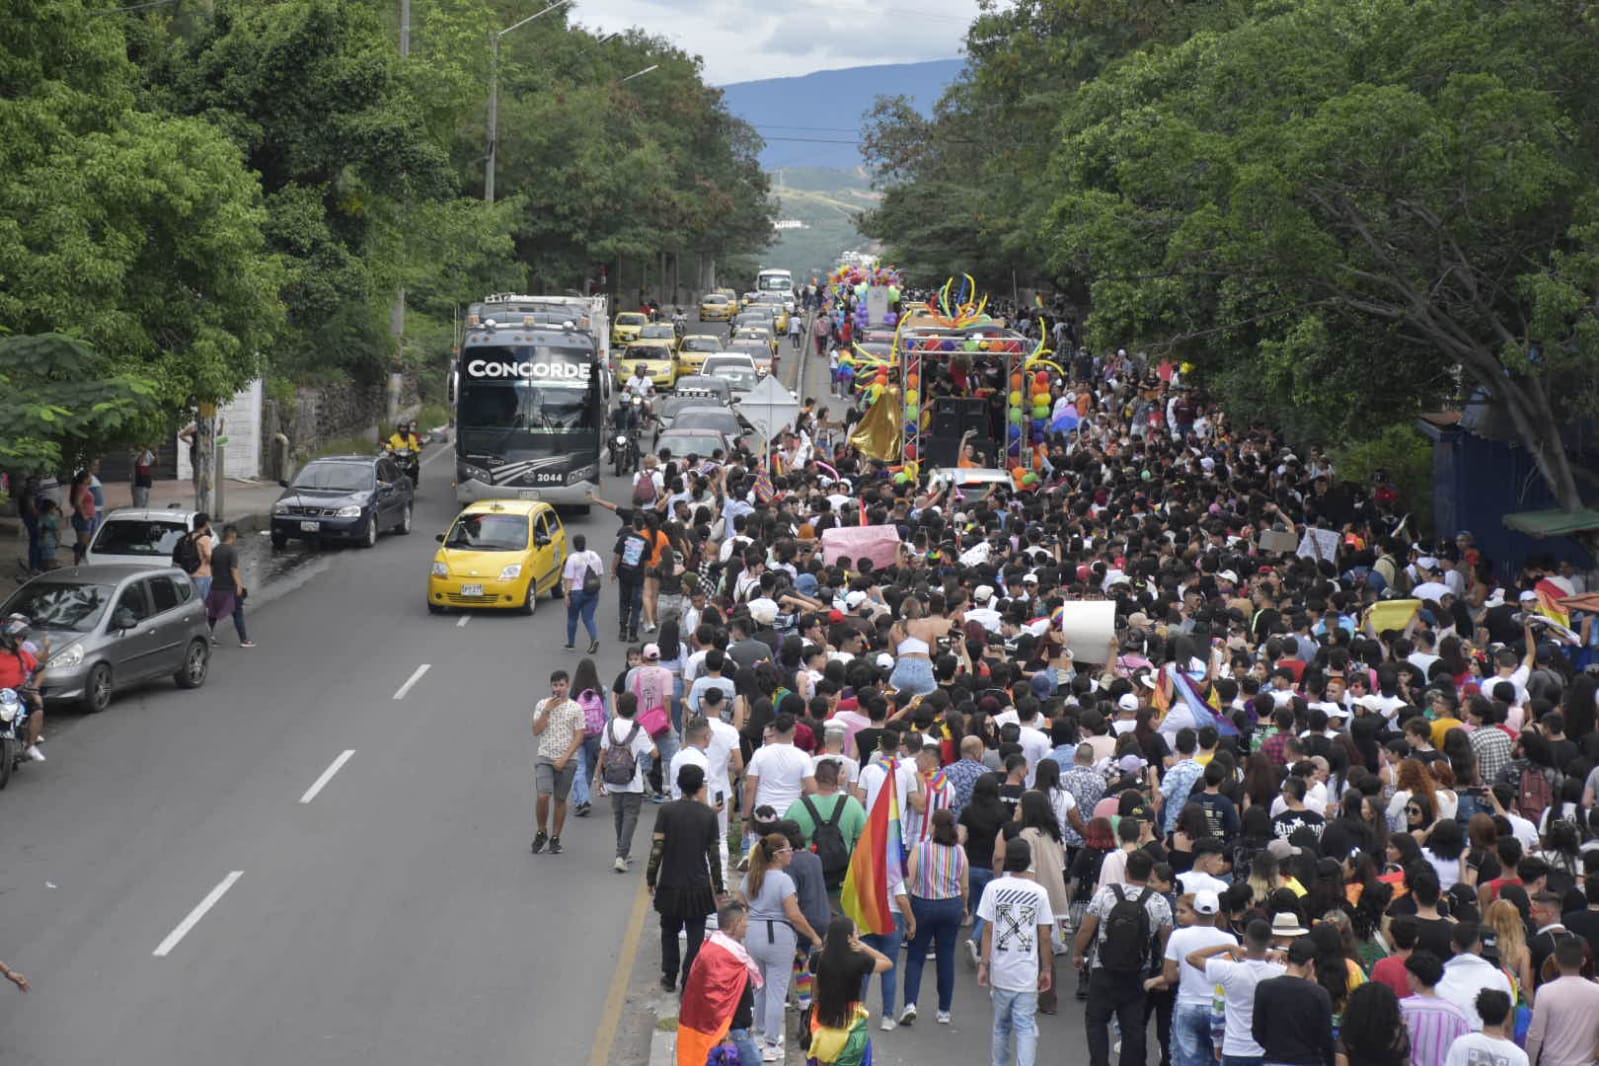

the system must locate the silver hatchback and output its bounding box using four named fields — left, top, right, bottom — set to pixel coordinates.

left=0, top=565, right=211, bottom=712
